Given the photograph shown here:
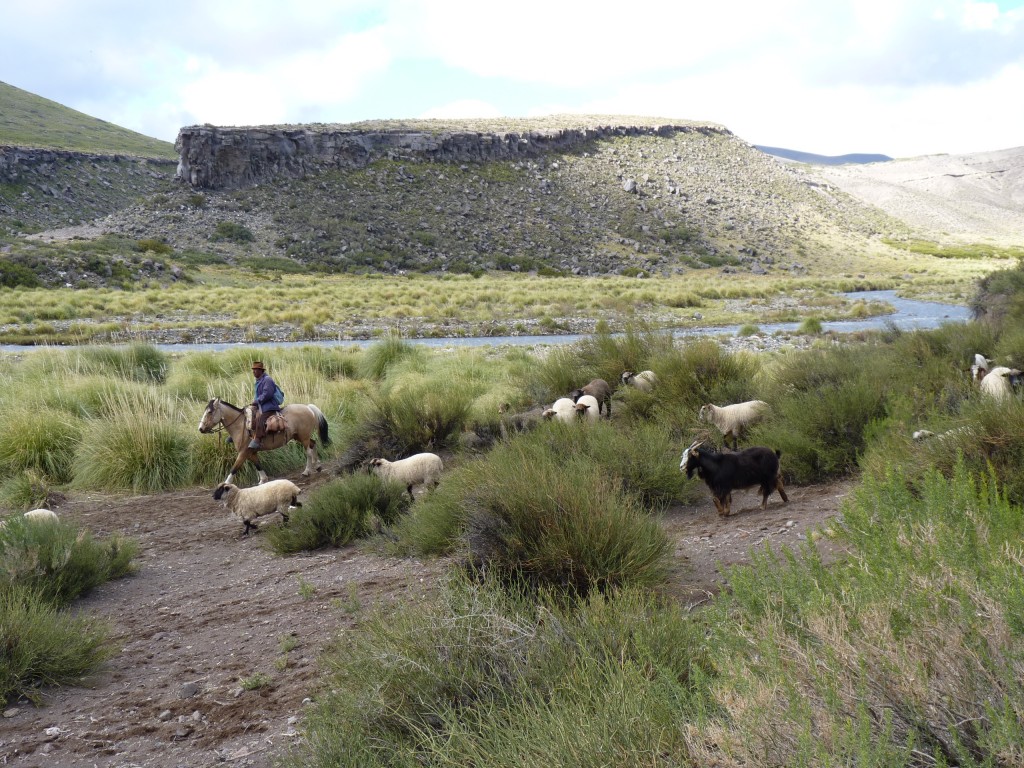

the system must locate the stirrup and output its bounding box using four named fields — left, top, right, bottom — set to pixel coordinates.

left=248, top=438, right=261, bottom=449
